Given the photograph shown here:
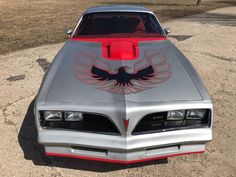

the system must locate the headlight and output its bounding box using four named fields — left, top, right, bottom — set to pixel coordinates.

left=186, top=109, right=206, bottom=119
left=64, top=111, right=83, bottom=121
left=43, top=111, right=63, bottom=121
left=167, top=110, right=185, bottom=120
